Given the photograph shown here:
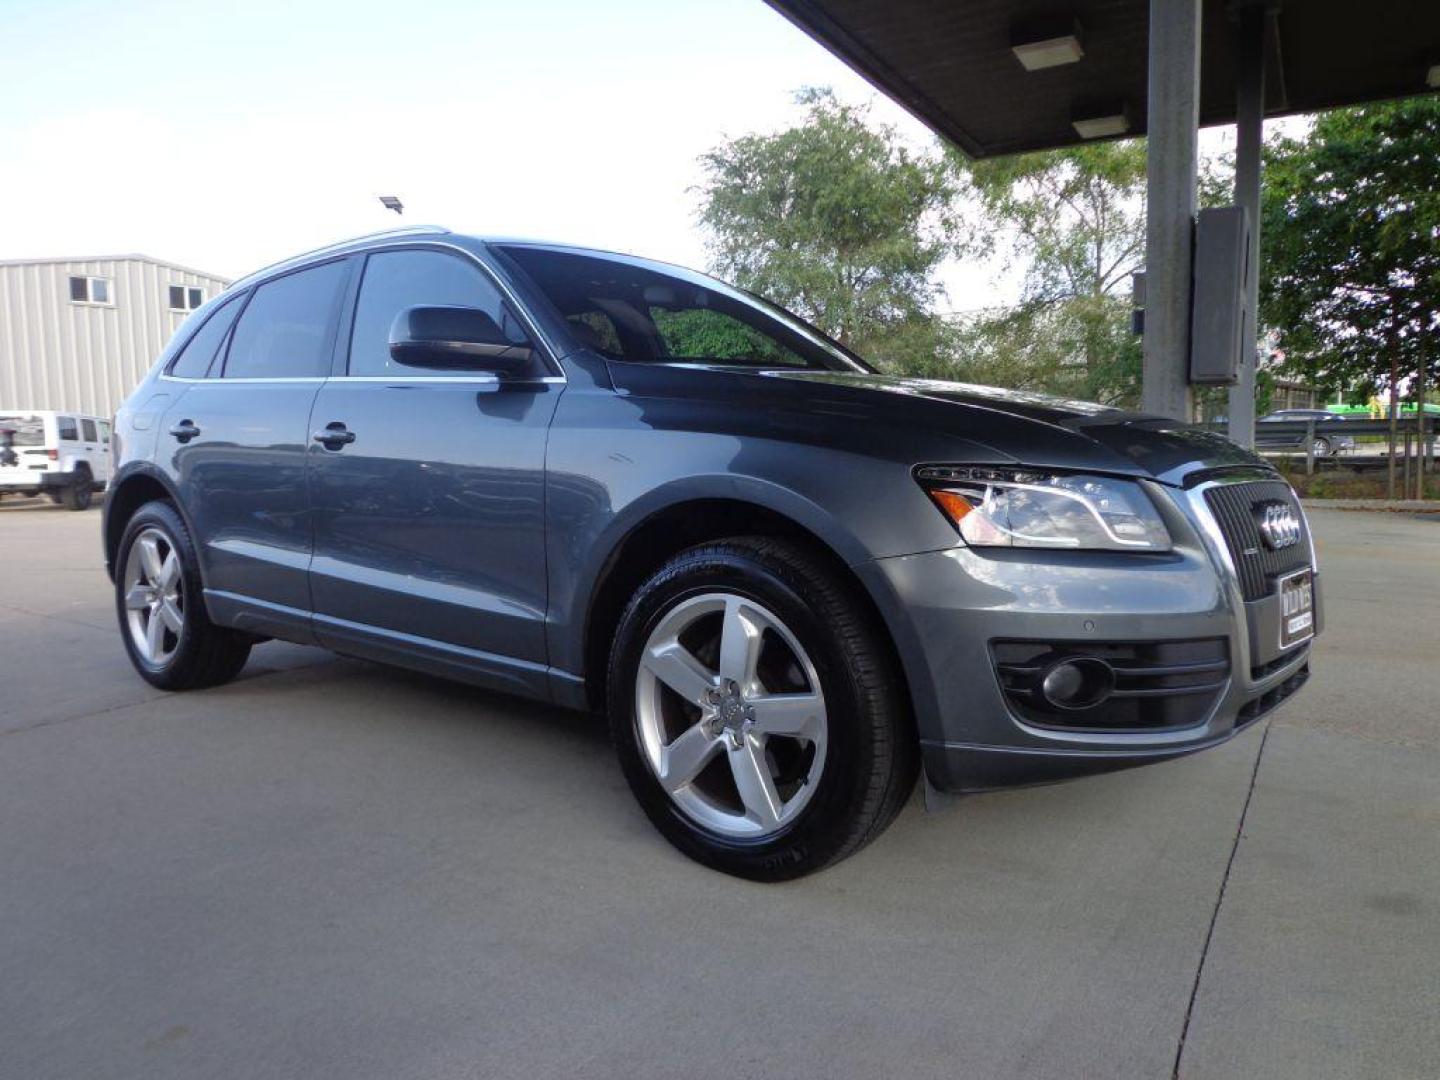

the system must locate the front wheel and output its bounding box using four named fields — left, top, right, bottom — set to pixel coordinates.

left=115, top=501, right=252, bottom=689
left=1311, top=437, right=1331, bottom=458
left=608, top=537, right=916, bottom=881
